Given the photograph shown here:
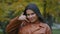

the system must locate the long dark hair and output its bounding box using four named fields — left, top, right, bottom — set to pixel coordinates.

left=23, top=3, right=45, bottom=23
